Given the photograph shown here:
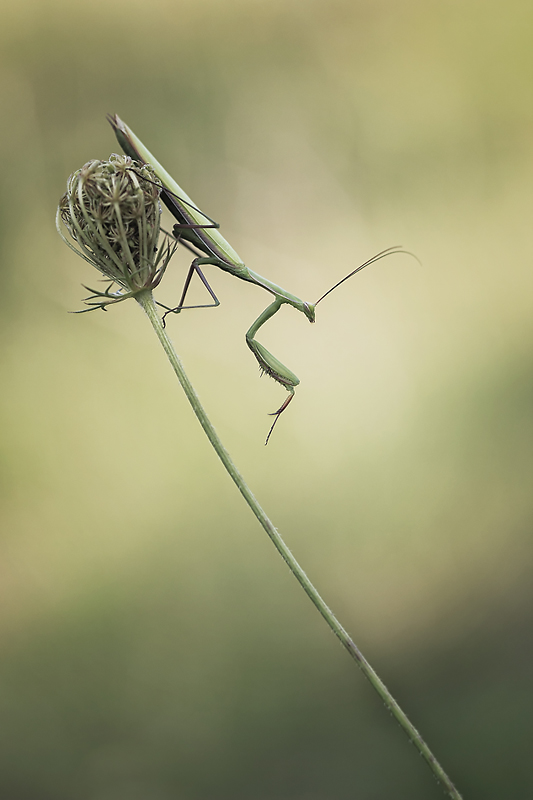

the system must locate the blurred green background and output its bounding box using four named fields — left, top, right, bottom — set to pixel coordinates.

left=0, top=0, right=532, bottom=797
